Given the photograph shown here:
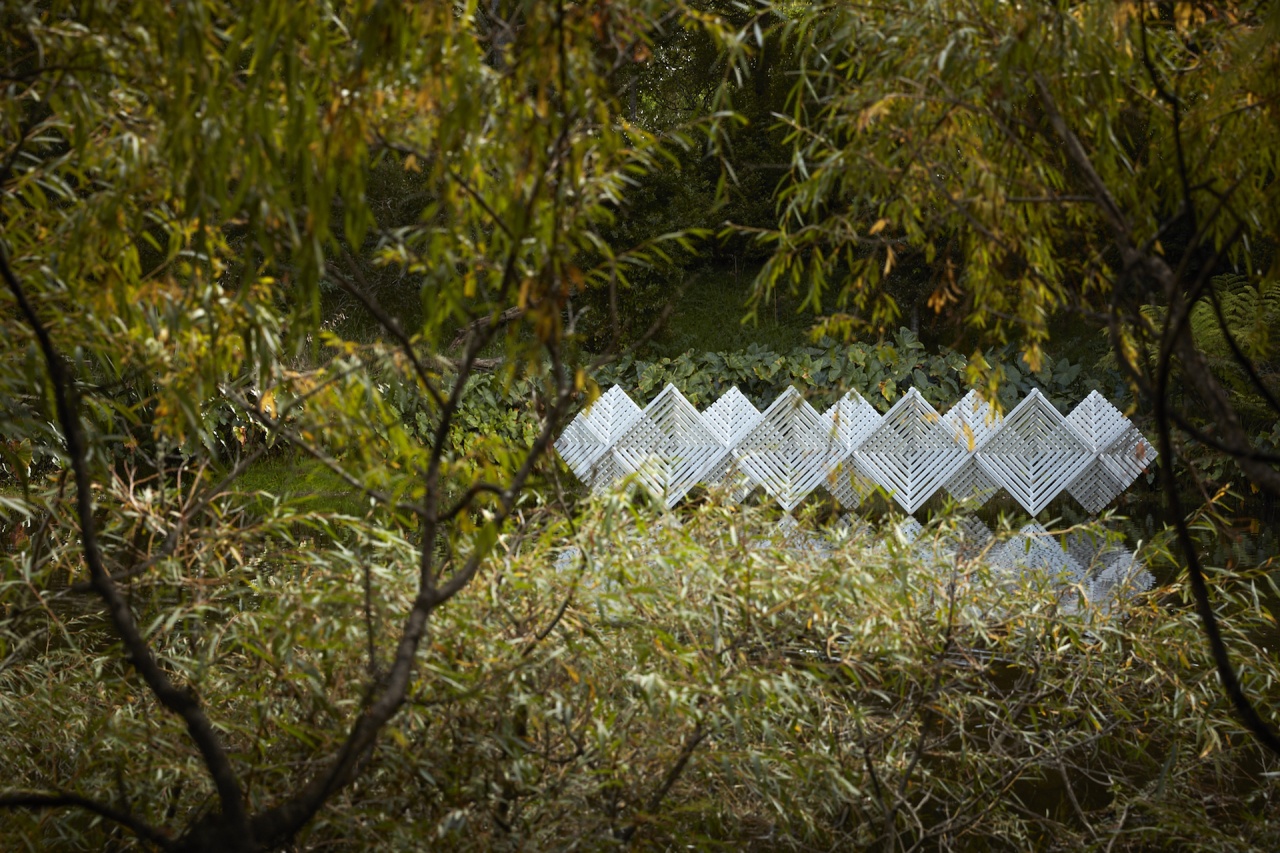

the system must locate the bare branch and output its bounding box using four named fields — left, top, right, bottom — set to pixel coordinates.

left=0, top=250, right=251, bottom=840
left=0, top=790, right=173, bottom=850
